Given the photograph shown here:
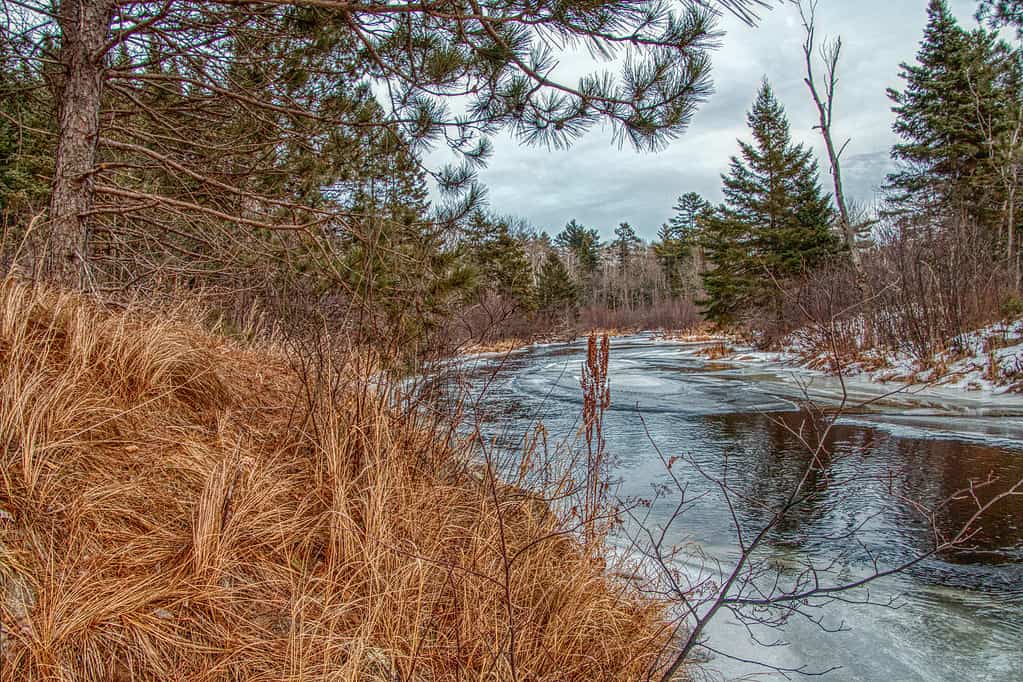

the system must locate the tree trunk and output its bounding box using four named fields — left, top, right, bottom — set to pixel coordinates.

left=798, top=6, right=868, bottom=292
left=1010, top=188, right=1020, bottom=290
left=47, top=0, right=114, bottom=286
